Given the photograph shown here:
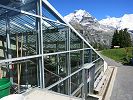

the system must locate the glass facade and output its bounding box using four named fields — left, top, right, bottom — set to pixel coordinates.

left=0, top=0, right=105, bottom=99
